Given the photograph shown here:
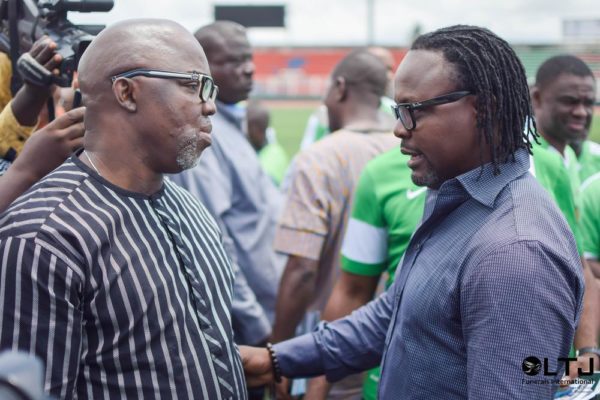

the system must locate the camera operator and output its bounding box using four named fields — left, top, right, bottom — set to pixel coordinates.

left=0, top=34, right=63, bottom=164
